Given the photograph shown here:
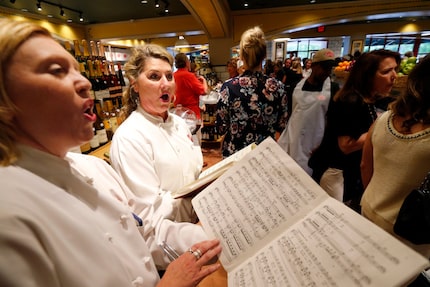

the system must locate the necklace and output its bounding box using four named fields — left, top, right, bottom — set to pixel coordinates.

left=367, top=103, right=377, bottom=122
